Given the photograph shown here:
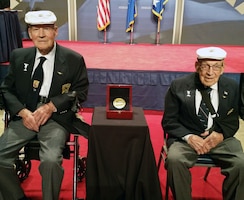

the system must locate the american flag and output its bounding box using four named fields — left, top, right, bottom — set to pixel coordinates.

left=152, top=0, right=168, bottom=20
left=97, top=0, right=111, bottom=31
